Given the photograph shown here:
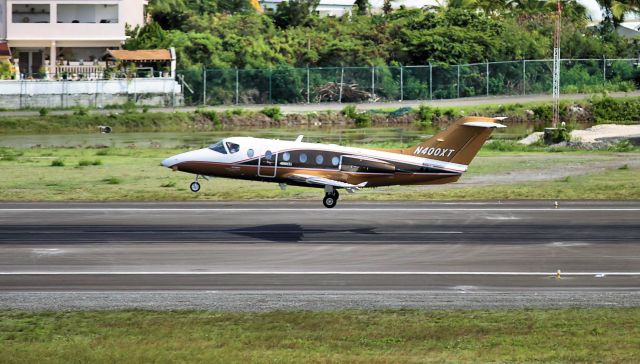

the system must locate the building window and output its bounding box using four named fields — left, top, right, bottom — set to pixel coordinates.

left=299, top=153, right=308, bottom=163
left=315, top=154, right=324, bottom=165
left=57, top=4, right=118, bottom=24
left=12, top=4, right=50, bottom=23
